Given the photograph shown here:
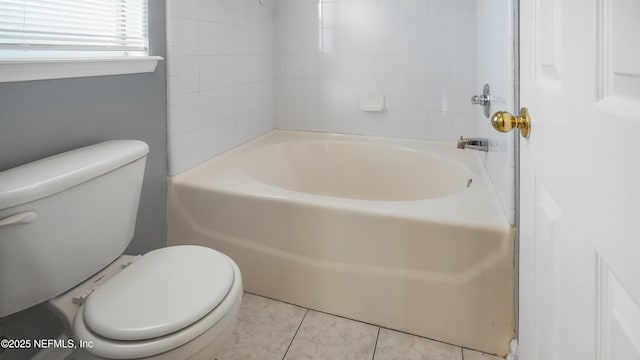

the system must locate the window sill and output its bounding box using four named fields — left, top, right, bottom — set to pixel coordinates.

left=0, top=56, right=163, bottom=83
